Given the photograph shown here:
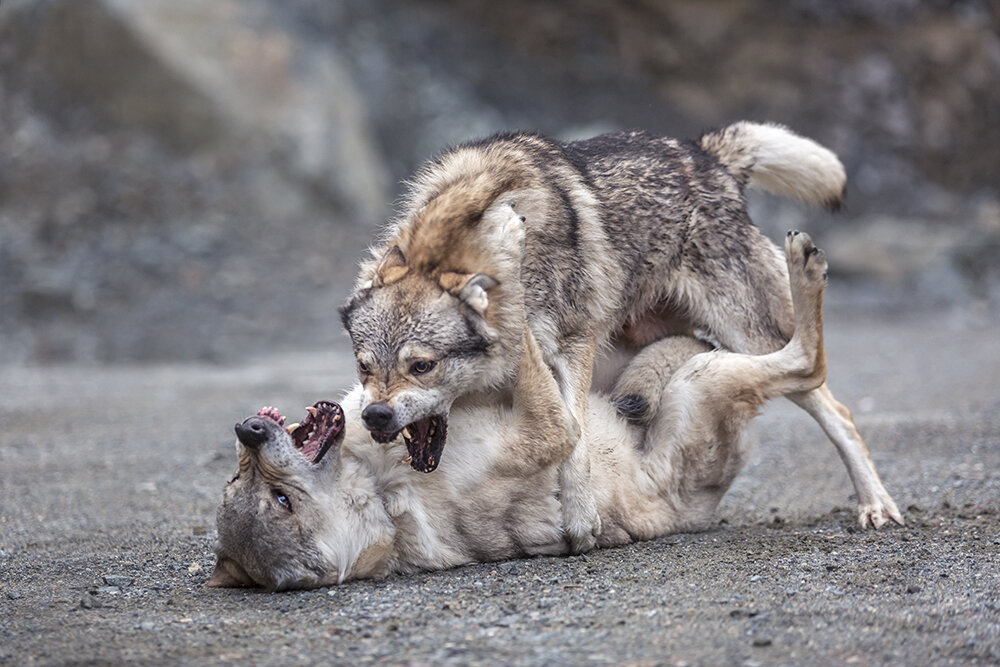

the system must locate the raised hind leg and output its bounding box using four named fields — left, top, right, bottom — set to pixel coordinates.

left=614, top=230, right=837, bottom=530
left=675, top=230, right=903, bottom=529
left=783, top=231, right=903, bottom=528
